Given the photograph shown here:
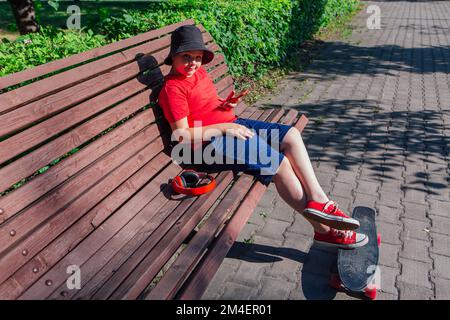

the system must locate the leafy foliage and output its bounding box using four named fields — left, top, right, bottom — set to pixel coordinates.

left=0, top=25, right=107, bottom=77
left=97, top=0, right=360, bottom=78
left=1, top=0, right=359, bottom=79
